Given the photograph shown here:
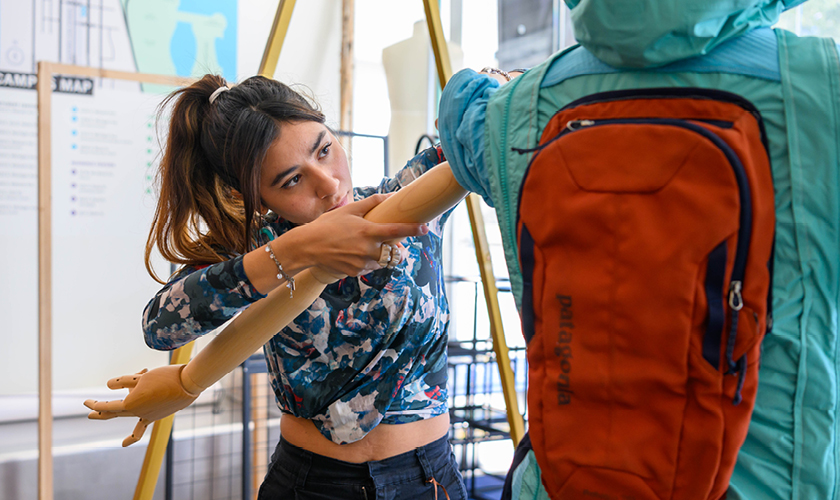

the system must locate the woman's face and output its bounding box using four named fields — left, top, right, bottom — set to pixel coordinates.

left=259, top=120, right=352, bottom=224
